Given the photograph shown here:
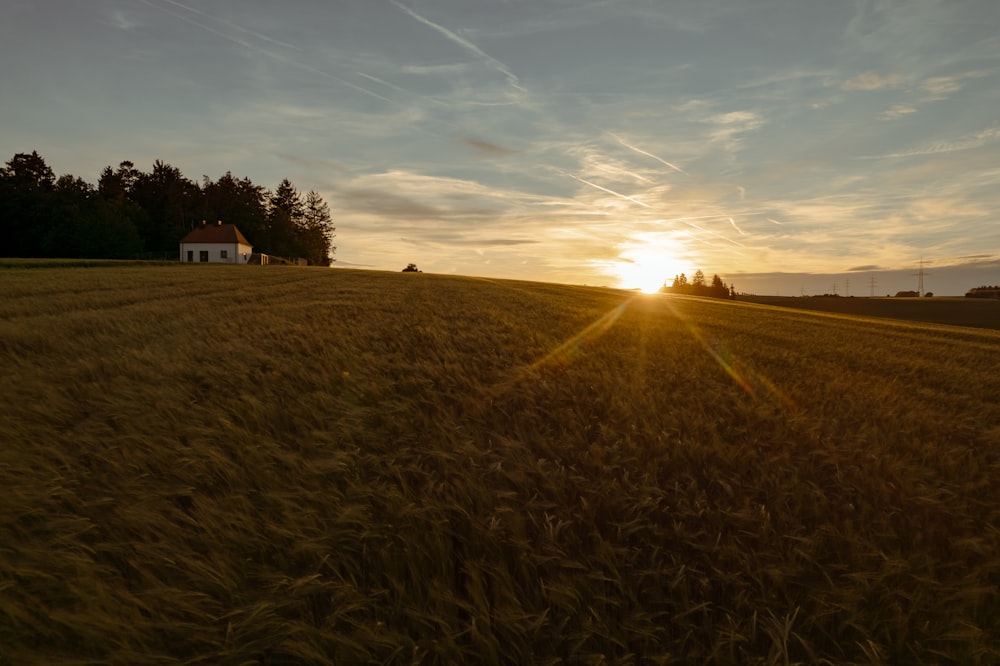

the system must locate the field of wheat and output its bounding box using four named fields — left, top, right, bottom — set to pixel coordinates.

left=2, top=263, right=999, bottom=664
